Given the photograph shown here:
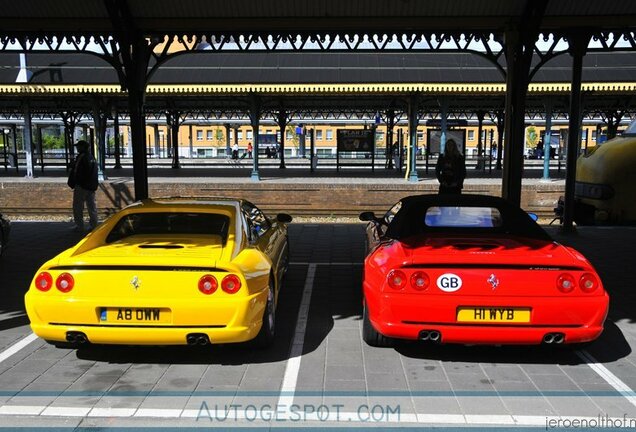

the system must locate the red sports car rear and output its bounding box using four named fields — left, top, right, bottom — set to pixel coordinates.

left=360, top=195, right=609, bottom=347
